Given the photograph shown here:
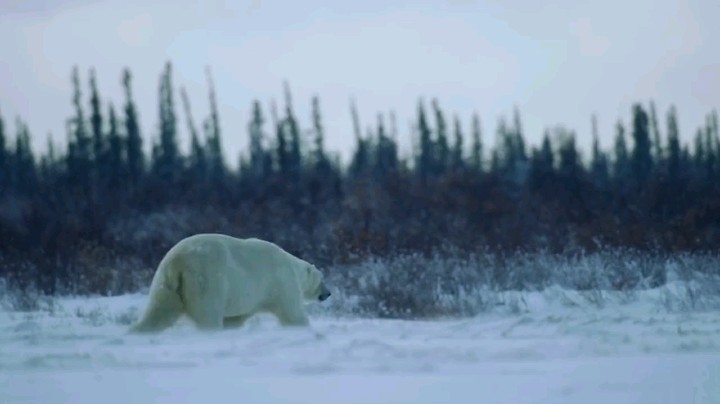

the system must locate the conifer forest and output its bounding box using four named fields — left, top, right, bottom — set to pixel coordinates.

left=1, top=63, right=719, bottom=300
